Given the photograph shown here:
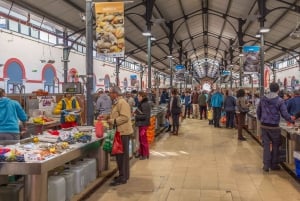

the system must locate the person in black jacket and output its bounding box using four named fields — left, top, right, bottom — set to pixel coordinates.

left=168, top=88, right=181, bottom=135
left=223, top=90, right=236, bottom=128
left=135, top=91, right=151, bottom=160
